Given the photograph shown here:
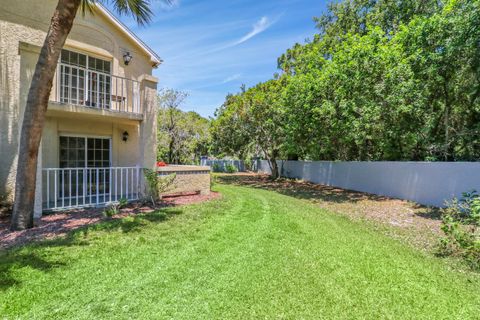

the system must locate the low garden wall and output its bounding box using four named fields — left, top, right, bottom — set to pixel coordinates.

left=256, top=160, right=480, bottom=207
left=157, top=165, right=211, bottom=195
